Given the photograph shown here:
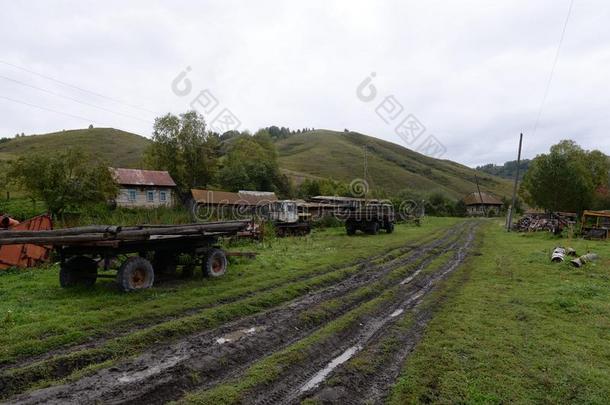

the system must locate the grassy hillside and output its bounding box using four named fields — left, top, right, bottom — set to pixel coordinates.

left=0, top=128, right=150, bottom=168
left=1, top=127, right=511, bottom=199
left=276, top=130, right=512, bottom=199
